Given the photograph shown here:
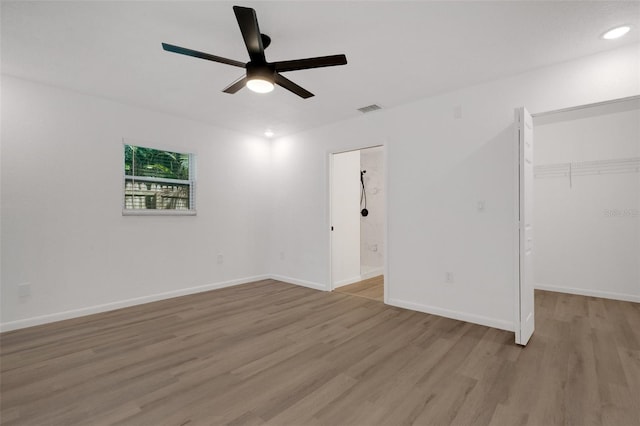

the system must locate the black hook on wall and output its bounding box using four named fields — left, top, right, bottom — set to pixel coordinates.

left=360, top=170, right=368, bottom=217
